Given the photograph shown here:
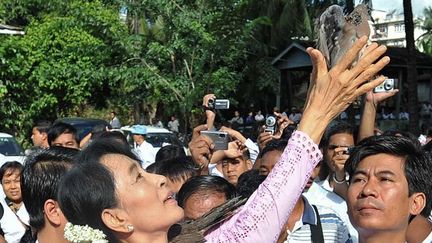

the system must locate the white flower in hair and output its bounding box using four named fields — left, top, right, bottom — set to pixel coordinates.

left=64, top=222, right=108, bottom=243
